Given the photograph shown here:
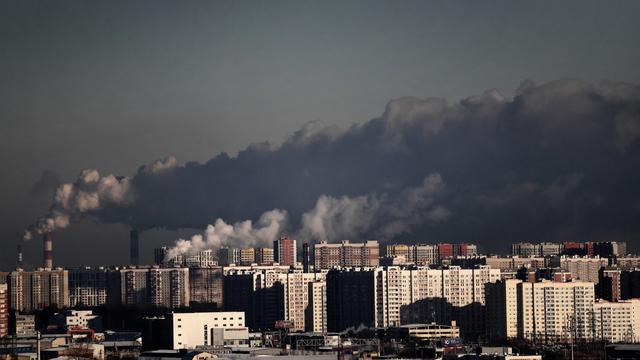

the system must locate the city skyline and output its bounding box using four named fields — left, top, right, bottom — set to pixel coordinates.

left=3, top=1, right=640, bottom=270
